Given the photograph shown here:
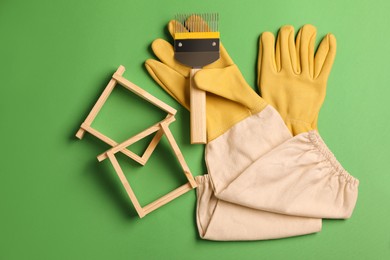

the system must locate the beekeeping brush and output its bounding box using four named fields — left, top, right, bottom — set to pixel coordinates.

left=173, top=13, right=220, bottom=144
